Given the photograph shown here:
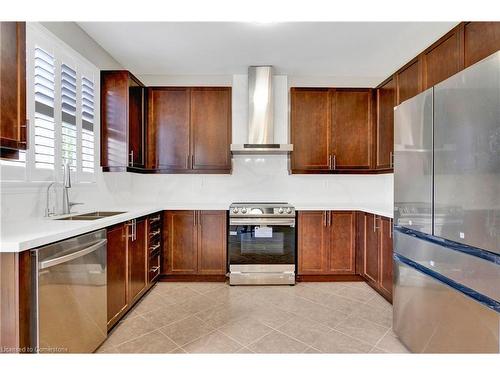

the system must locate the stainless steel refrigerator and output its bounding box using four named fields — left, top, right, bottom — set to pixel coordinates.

left=393, top=51, right=500, bottom=353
